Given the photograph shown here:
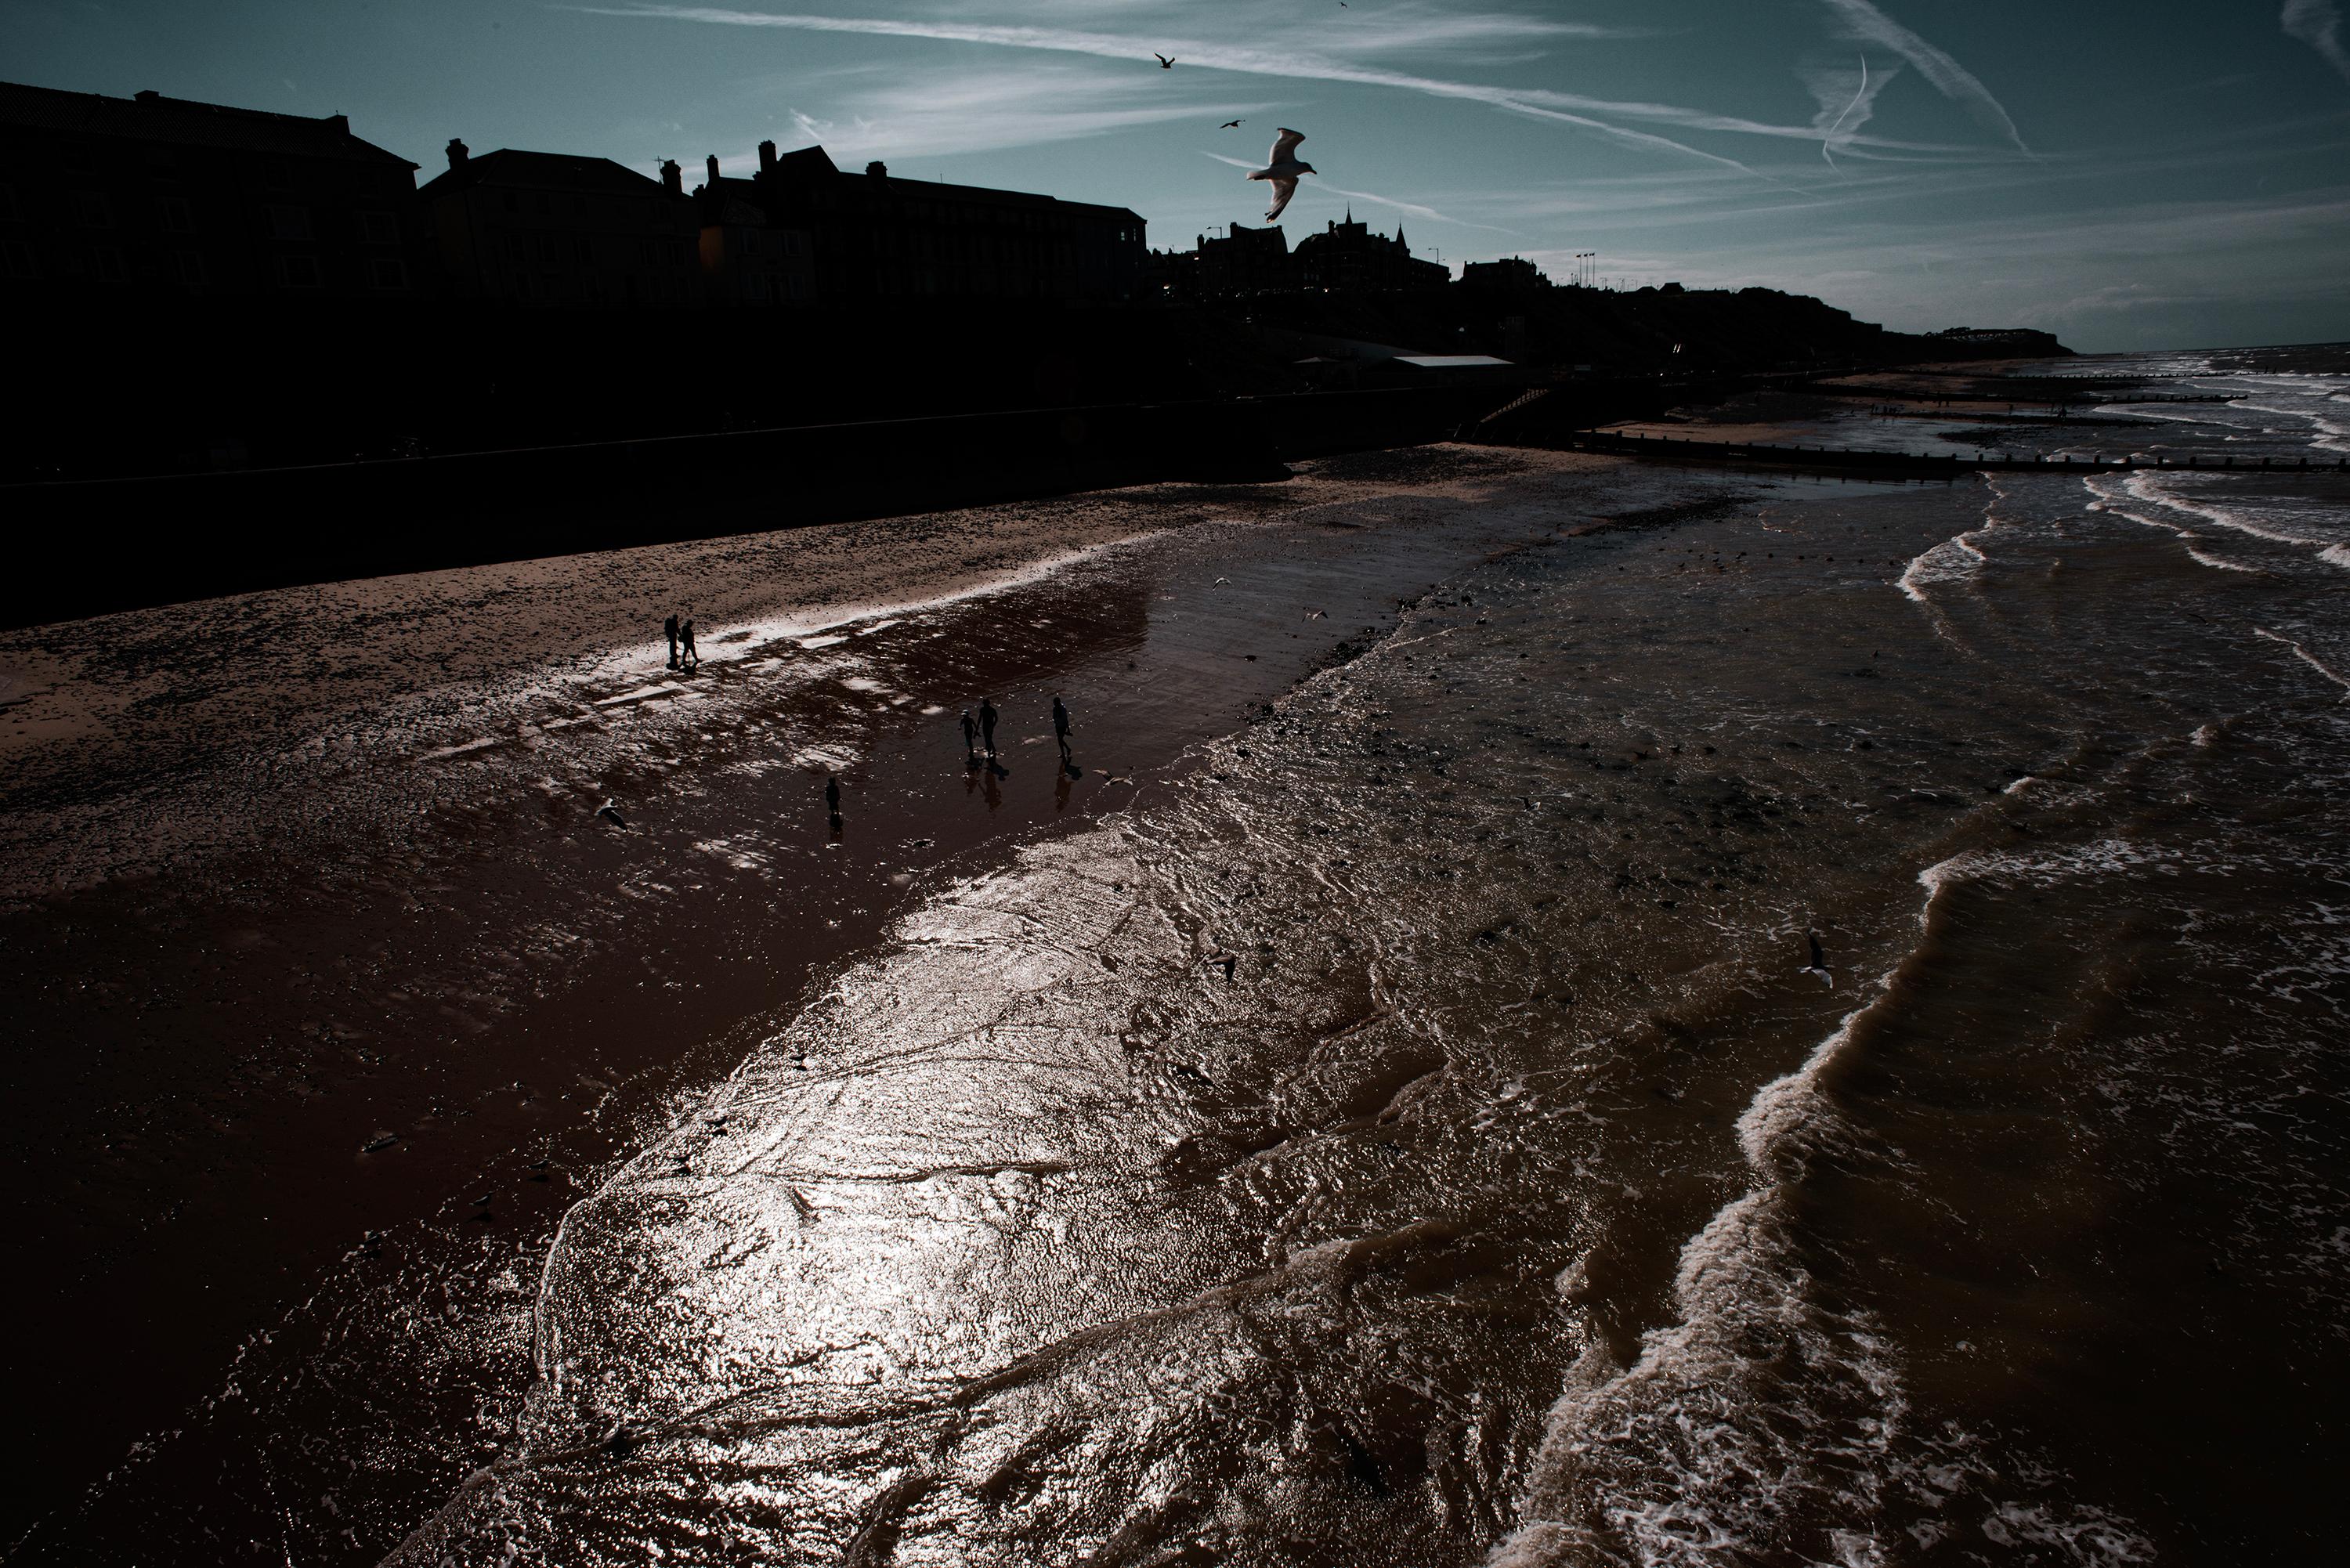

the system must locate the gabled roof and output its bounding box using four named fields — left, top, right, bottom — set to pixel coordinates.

left=758, top=143, right=1142, bottom=224
left=419, top=148, right=669, bottom=199
left=765, top=144, right=839, bottom=180
left=0, top=80, right=415, bottom=167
